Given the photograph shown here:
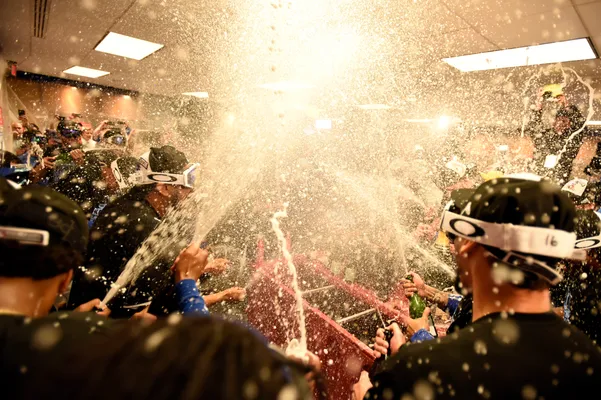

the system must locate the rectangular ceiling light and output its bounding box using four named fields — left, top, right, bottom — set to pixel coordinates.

left=443, top=38, right=597, bottom=72
left=95, top=32, right=164, bottom=60
left=63, top=66, right=110, bottom=78
left=182, top=92, right=209, bottom=98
